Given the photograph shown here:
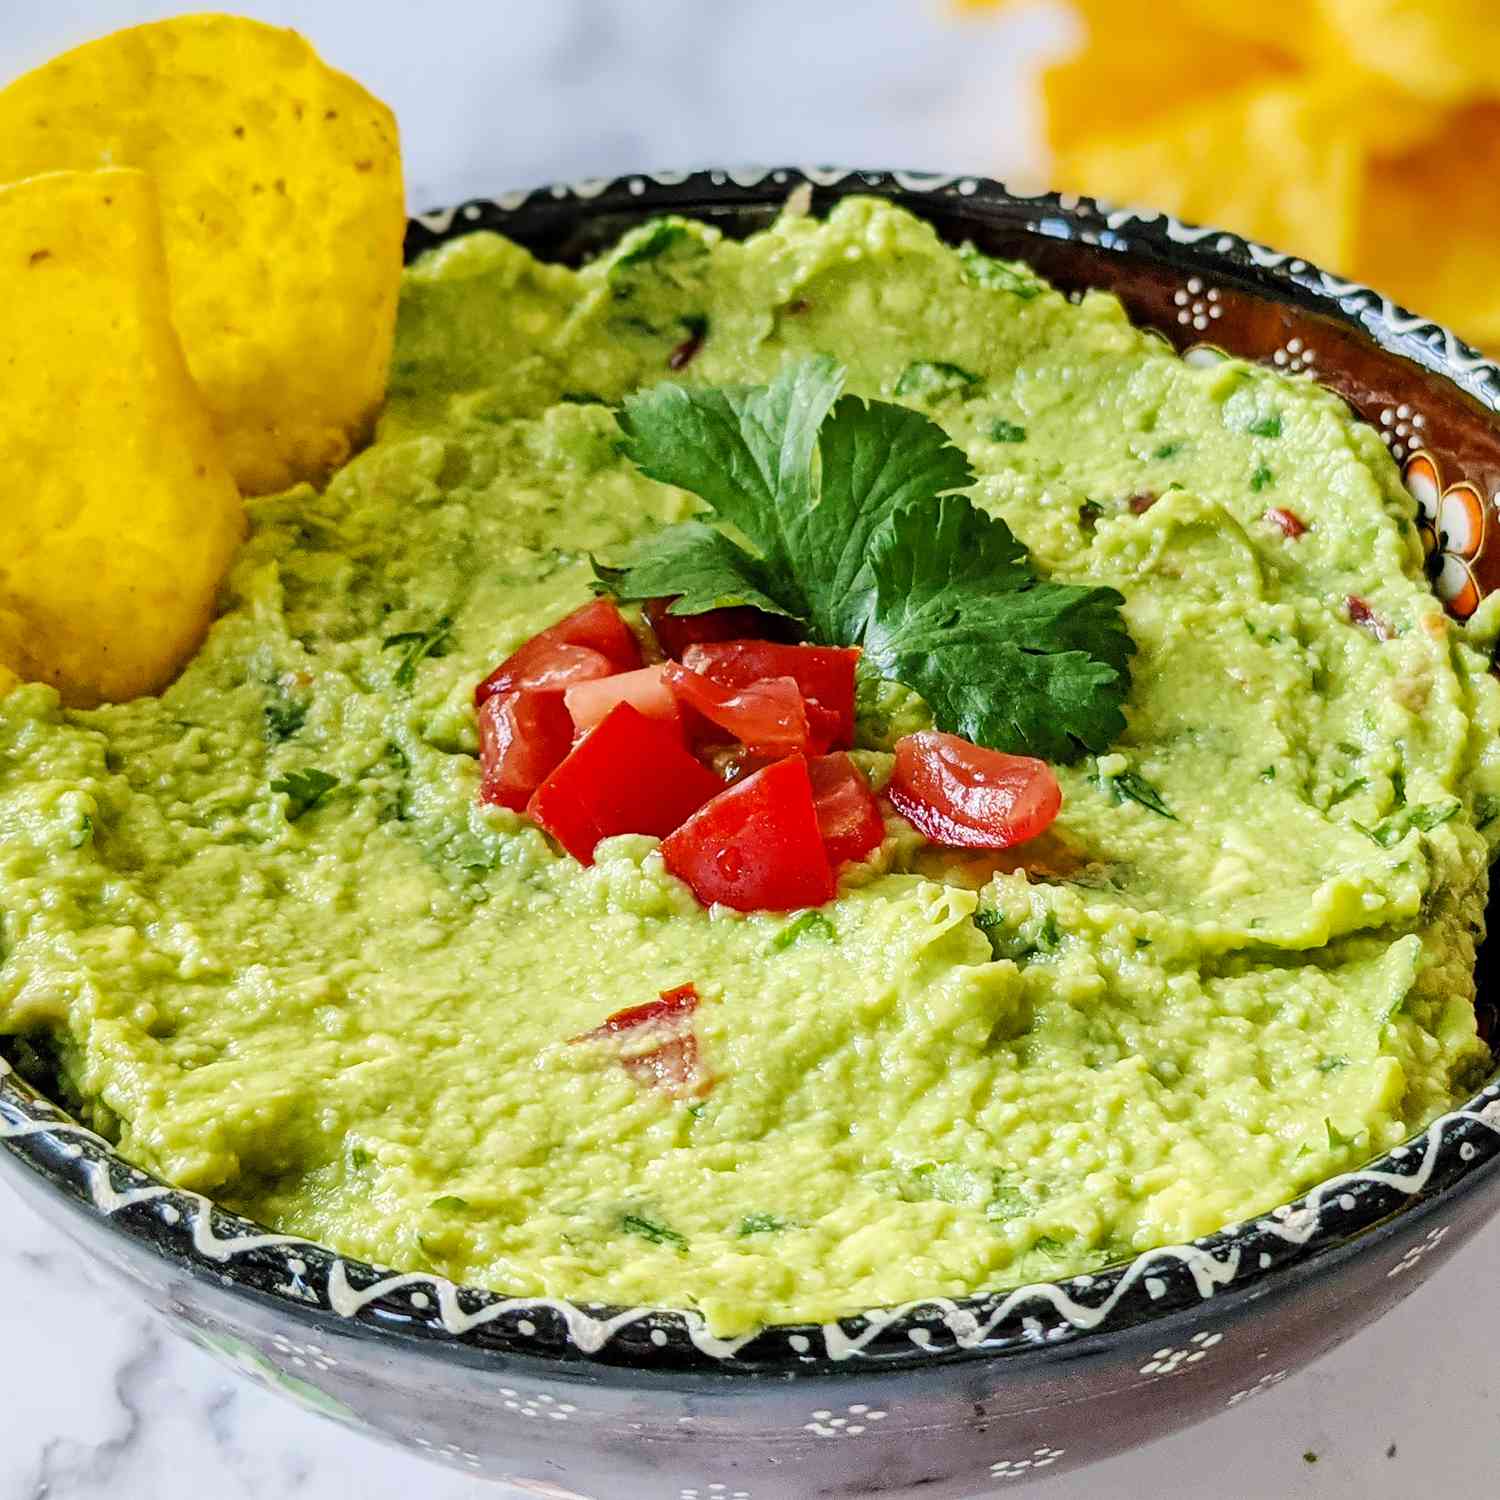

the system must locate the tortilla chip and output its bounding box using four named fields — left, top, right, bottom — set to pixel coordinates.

left=1356, top=102, right=1500, bottom=348
left=0, top=15, right=405, bottom=495
left=1054, top=81, right=1367, bottom=272
left=1168, top=1, right=1339, bottom=61
left=1040, top=2, right=1302, bottom=157
left=0, top=169, right=244, bottom=705
left=1318, top=0, right=1500, bottom=104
